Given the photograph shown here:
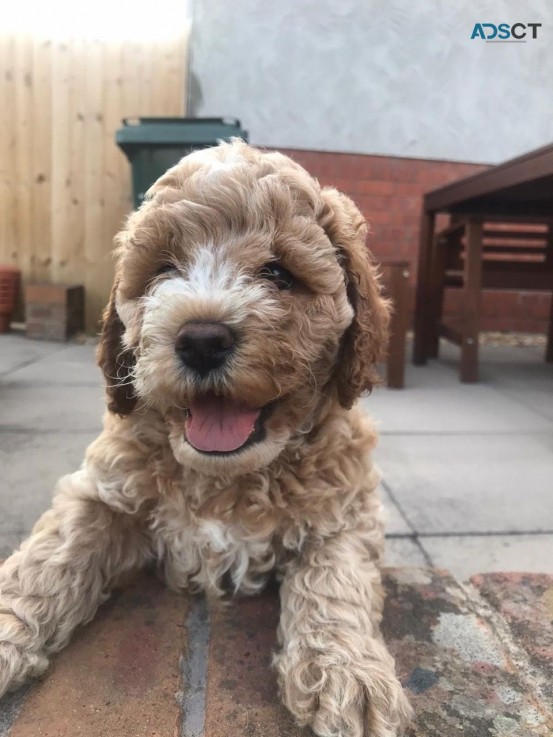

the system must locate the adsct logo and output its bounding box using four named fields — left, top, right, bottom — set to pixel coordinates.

left=471, top=23, right=542, bottom=42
